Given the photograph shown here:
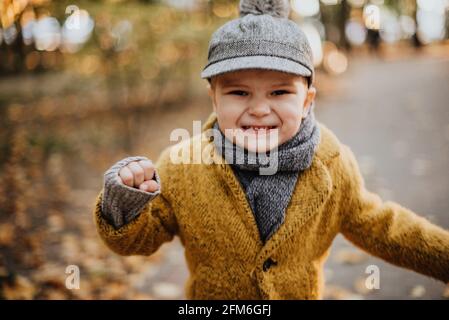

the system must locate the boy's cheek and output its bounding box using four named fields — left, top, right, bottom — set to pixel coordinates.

left=216, top=111, right=240, bottom=128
